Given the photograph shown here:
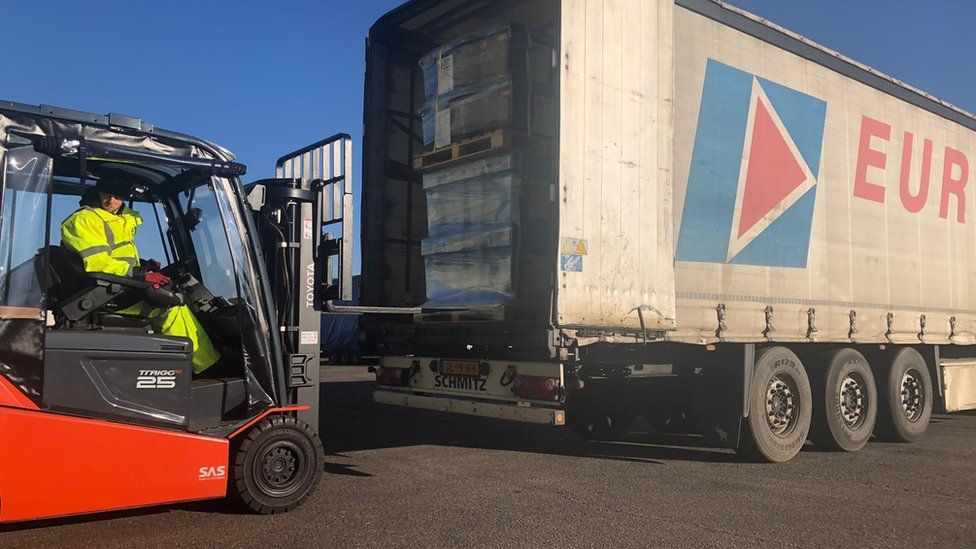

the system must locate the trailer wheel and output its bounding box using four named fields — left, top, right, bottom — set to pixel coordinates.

left=875, top=348, right=932, bottom=442
left=229, top=415, right=324, bottom=514
left=809, top=349, right=877, bottom=452
left=737, top=347, right=812, bottom=463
